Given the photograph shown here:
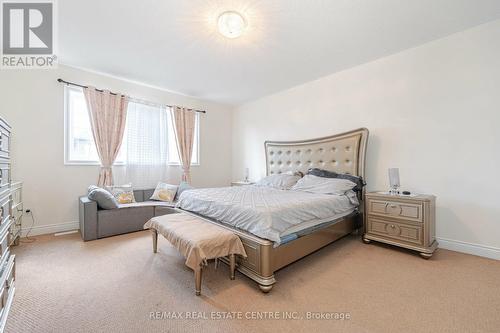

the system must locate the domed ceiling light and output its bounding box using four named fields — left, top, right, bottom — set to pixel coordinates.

left=217, top=11, right=247, bottom=39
